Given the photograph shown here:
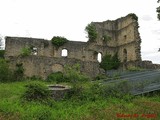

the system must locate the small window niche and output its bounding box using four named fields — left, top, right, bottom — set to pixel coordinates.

left=32, top=47, right=38, bottom=55
left=97, top=52, right=102, bottom=63
left=61, top=49, right=68, bottom=57
left=124, top=35, right=127, bottom=40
